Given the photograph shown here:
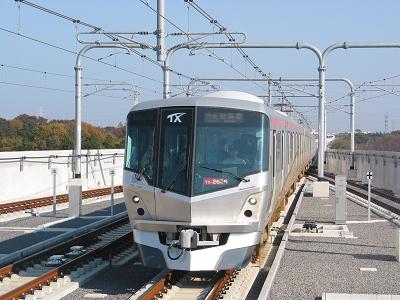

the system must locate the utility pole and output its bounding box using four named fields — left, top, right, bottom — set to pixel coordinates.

left=157, top=0, right=166, bottom=62
left=384, top=112, right=388, bottom=133
left=267, top=79, right=272, bottom=107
